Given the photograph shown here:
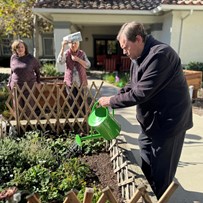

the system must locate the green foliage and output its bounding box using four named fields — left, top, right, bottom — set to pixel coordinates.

left=0, top=84, right=9, bottom=114
left=183, top=62, right=203, bottom=72
left=0, top=73, right=10, bottom=83
left=0, top=0, right=52, bottom=38
left=103, top=73, right=115, bottom=84
left=77, top=186, right=102, bottom=203
left=41, top=63, right=63, bottom=76
left=0, top=131, right=105, bottom=202
left=102, top=72, right=130, bottom=87
left=82, top=138, right=107, bottom=155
